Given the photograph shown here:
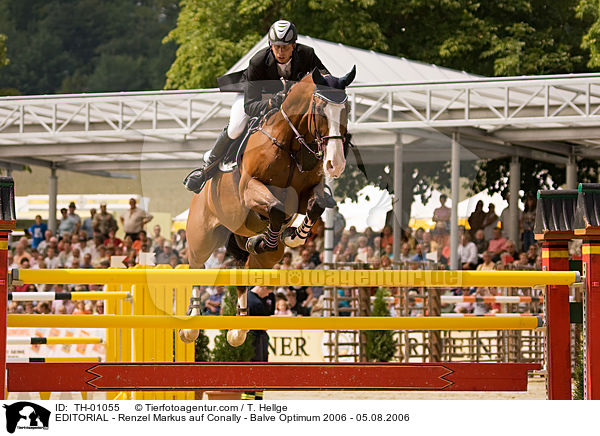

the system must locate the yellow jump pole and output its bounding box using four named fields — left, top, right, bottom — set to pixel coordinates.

left=7, top=314, right=543, bottom=331
left=14, top=269, right=580, bottom=288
